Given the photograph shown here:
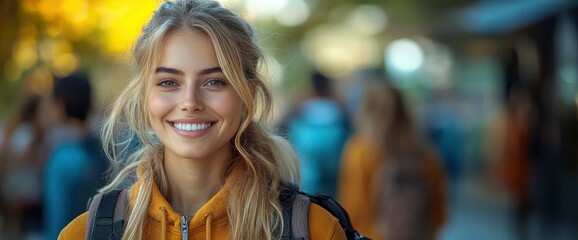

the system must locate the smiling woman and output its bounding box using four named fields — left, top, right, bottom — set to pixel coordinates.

left=57, top=1, right=347, bottom=240
left=148, top=30, right=243, bottom=164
